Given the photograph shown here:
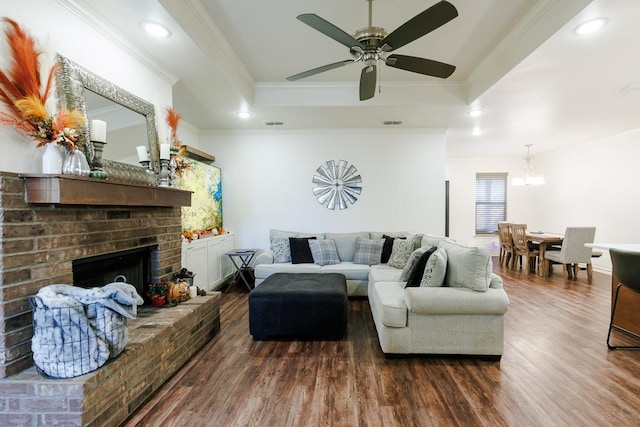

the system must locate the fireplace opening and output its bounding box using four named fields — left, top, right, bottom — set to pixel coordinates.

left=72, top=246, right=155, bottom=298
